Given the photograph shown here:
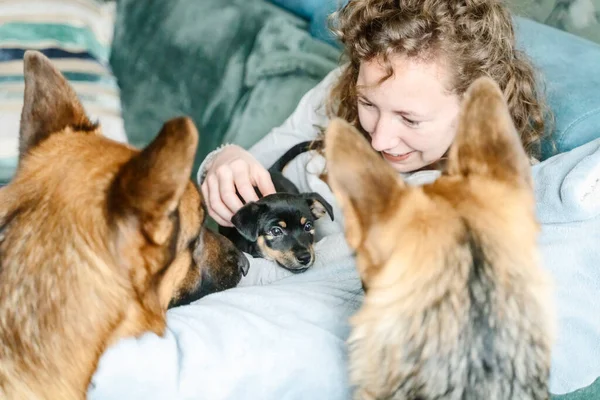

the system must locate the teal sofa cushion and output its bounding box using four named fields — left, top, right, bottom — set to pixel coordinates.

left=221, top=15, right=340, bottom=149
left=515, top=17, right=600, bottom=159
left=110, top=0, right=325, bottom=175
left=269, top=0, right=347, bottom=47
left=507, top=0, right=600, bottom=45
